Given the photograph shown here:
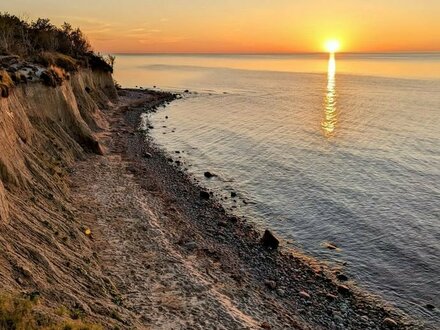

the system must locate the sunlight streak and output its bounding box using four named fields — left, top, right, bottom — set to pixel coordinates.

left=321, top=53, right=338, bottom=137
